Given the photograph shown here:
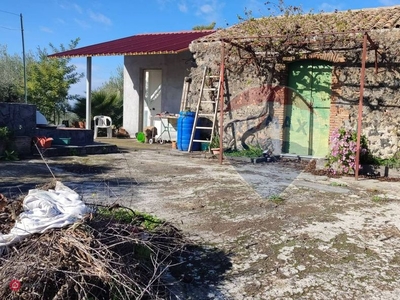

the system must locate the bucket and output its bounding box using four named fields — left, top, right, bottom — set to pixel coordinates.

left=136, top=132, right=145, bottom=143
left=201, top=142, right=209, bottom=151
left=177, top=111, right=200, bottom=151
